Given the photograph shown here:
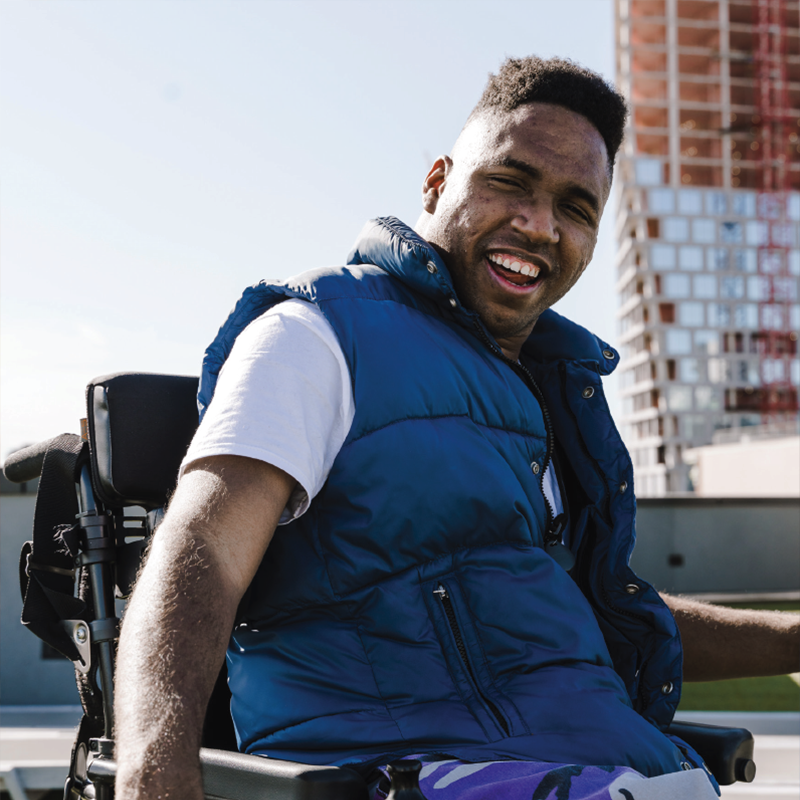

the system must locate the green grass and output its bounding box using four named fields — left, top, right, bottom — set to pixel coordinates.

left=676, top=601, right=800, bottom=712
left=679, top=675, right=800, bottom=712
